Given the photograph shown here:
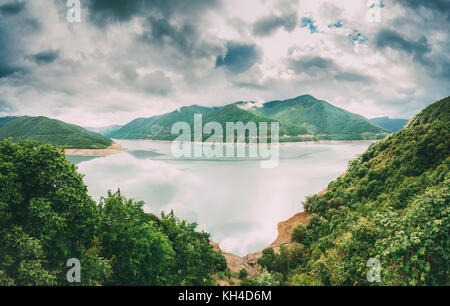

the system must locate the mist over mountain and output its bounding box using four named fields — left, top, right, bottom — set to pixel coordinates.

left=84, top=125, right=123, bottom=136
